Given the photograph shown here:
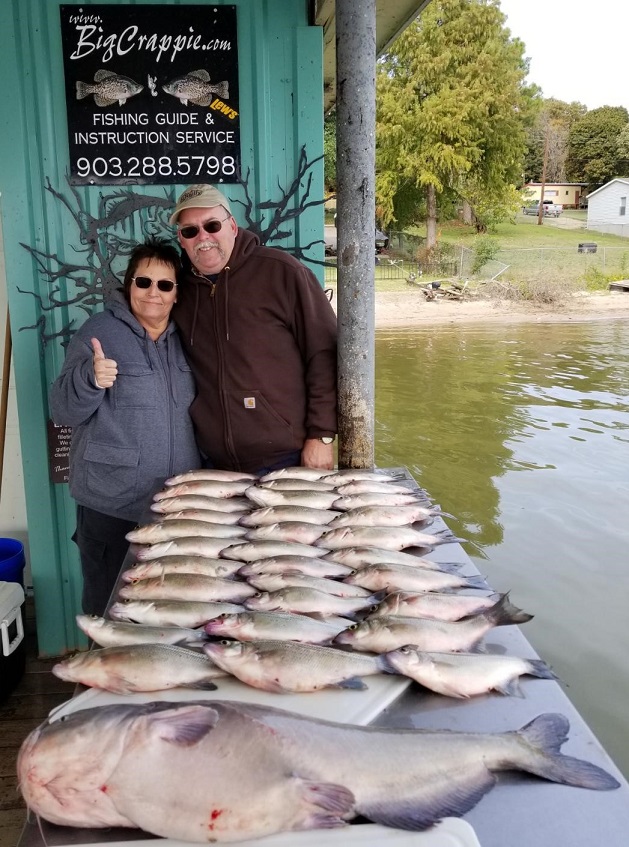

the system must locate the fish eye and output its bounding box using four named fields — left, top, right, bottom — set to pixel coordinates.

left=348, top=624, right=359, bottom=631
left=219, top=639, right=232, bottom=646
left=369, top=604, right=380, bottom=612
